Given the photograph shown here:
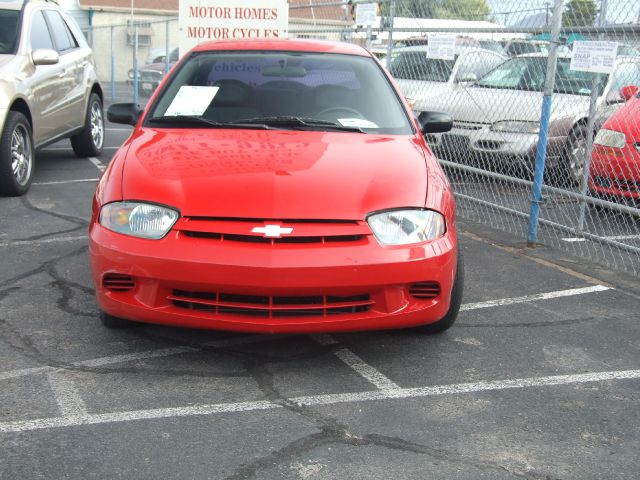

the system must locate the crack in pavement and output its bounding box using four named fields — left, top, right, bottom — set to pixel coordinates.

left=222, top=355, right=556, bottom=480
